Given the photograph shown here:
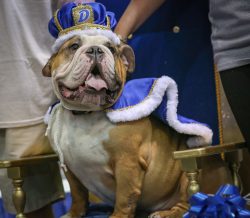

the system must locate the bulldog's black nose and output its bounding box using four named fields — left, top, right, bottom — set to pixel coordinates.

left=86, top=46, right=104, bottom=60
